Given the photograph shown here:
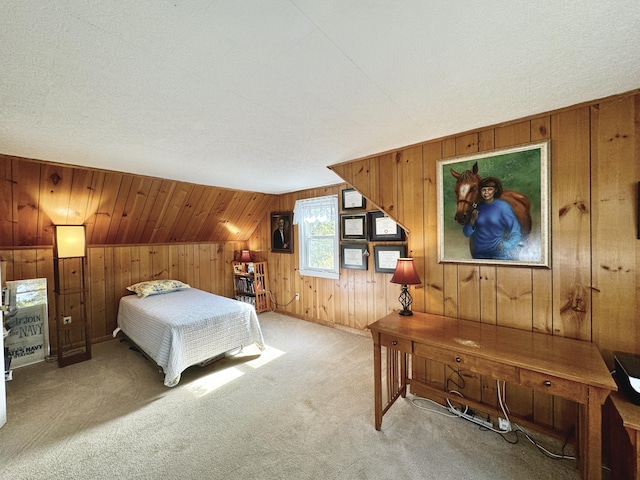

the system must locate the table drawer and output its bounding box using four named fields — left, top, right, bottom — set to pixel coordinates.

left=380, top=334, right=412, bottom=354
left=520, top=370, right=588, bottom=403
left=414, top=343, right=519, bottom=383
